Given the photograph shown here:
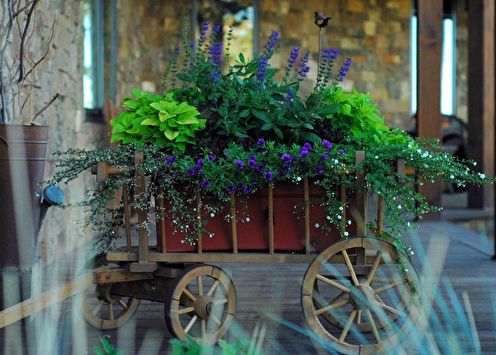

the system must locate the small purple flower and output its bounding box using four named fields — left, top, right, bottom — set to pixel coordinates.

left=235, top=159, right=245, bottom=169
left=248, top=155, right=257, bottom=168
left=187, top=167, right=197, bottom=176
left=315, top=165, right=324, bottom=175
left=257, top=138, right=266, bottom=146
left=200, top=179, right=210, bottom=189
left=226, top=185, right=236, bottom=194
left=337, top=57, right=352, bottom=82
left=338, top=148, right=346, bottom=155
left=284, top=87, right=295, bottom=105
left=208, top=153, right=216, bottom=161
left=242, top=185, right=252, bottom=194
left=212, top=24, right=221, bottom=33
left=322, top=140, right=332, bottom=149
left=198, top=21, right=209, bottom=48
left=303, top=142, right=312, bottom=150
left=264, top=171, right=273, bottom=181
left=196, top=159, right=203, bottom=169
left=299, top=149, right=309, bottom=158
left=208, top=42, right=223, bottom=67
left=321, top=48, right=340, bottom=62
left=281, top=153, right=293, bottom=161
left=321, top=153, right=330, bottom=161
left=209, top=70, right=221, bottom=82
left=165, top=156, right=176, bottom=165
